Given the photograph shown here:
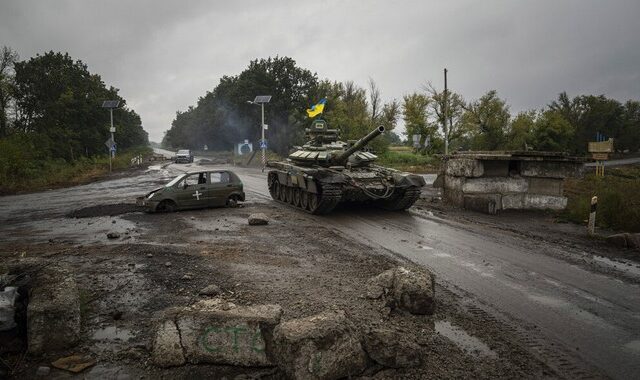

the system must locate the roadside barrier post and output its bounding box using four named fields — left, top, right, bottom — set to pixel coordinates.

left=588, top=196, right=597, bottom=236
